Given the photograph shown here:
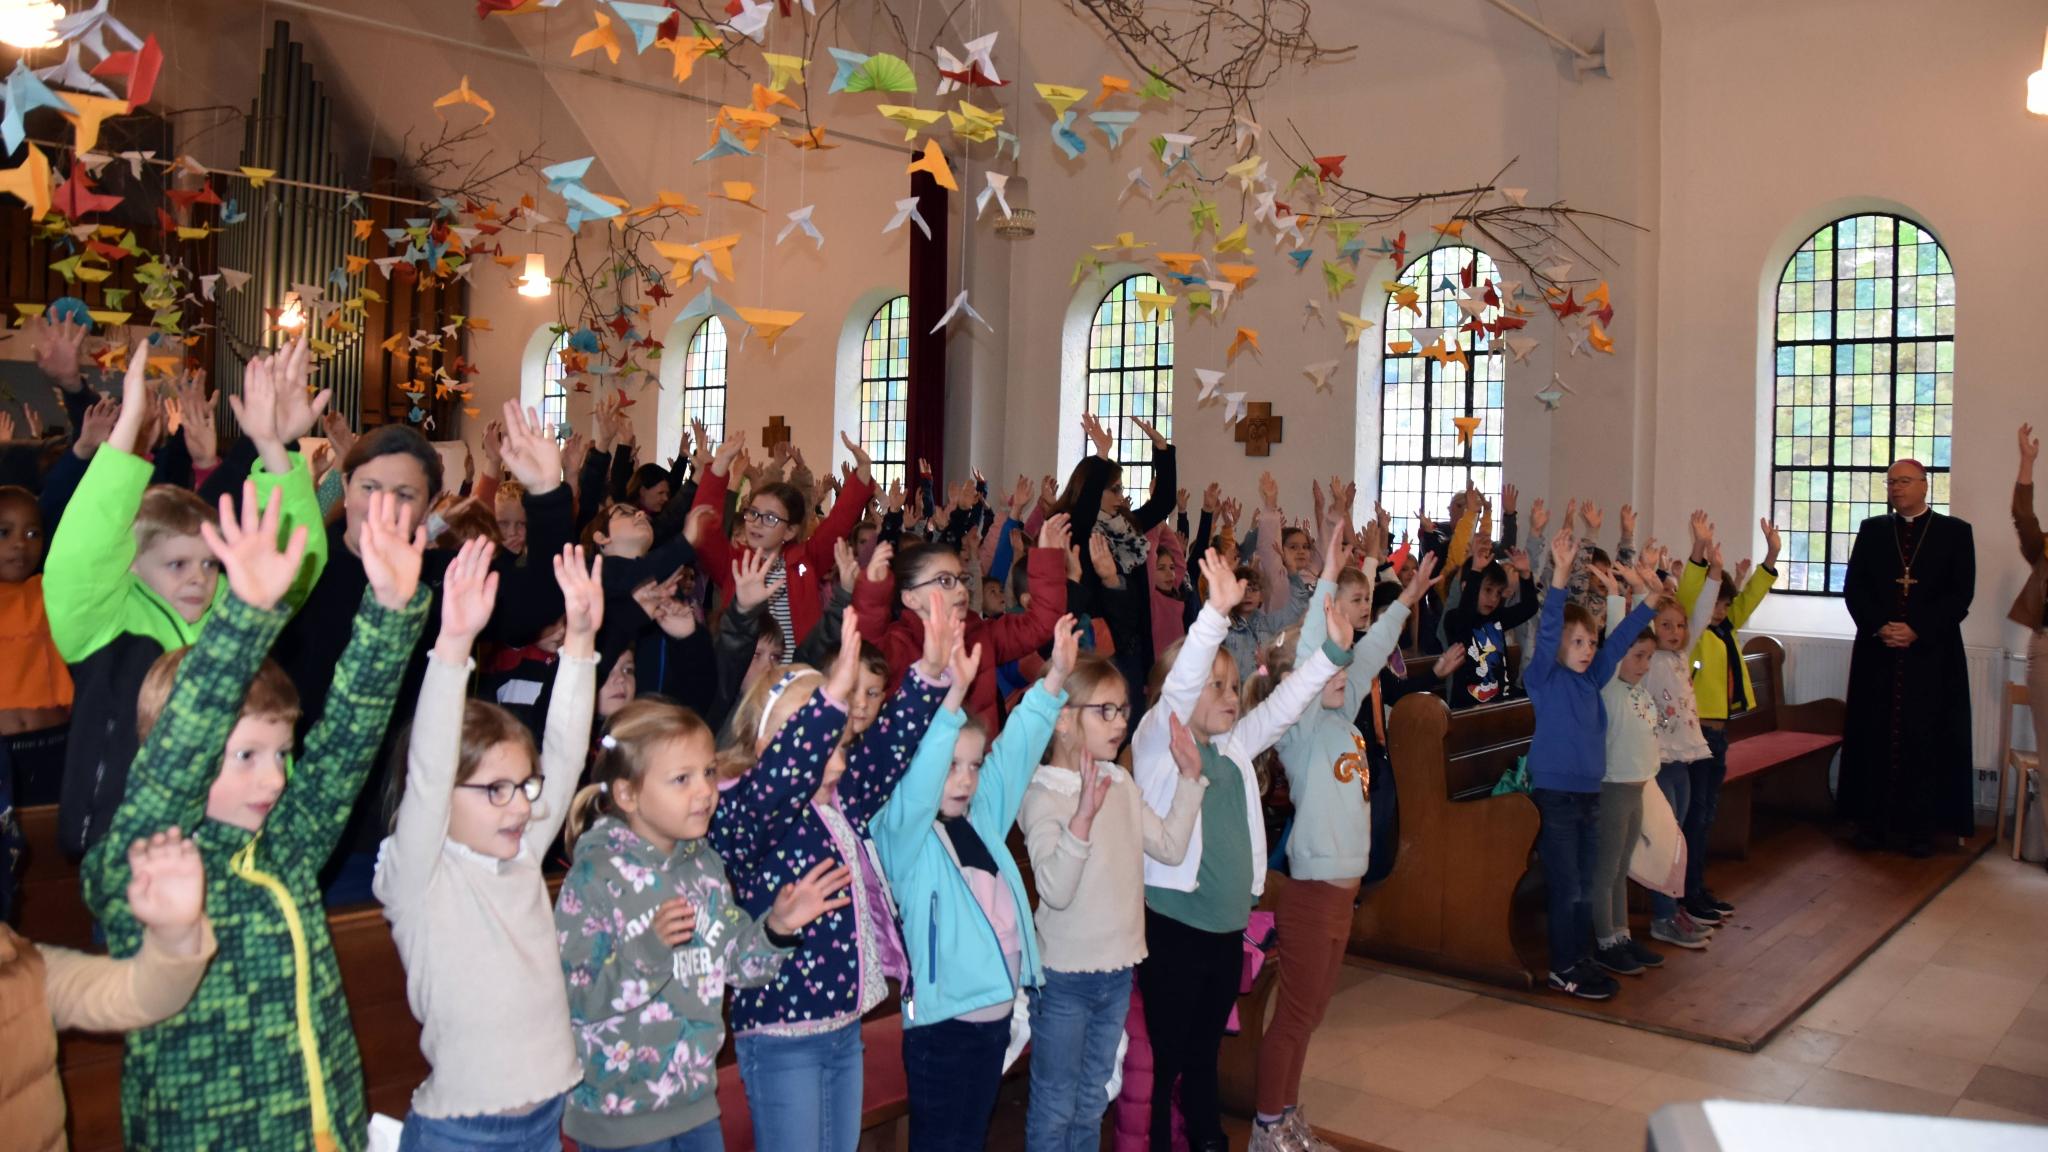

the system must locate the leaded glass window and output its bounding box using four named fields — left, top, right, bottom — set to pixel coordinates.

left=859, top=296, right=911, bottom=492
left=540, top=331, right=570, bottom=435
left=681, top=317, right=727, bottom=443
left=1084, top=274, right=1175, bottom=499
left=1770, top=213, right=1954, bottom=594
left=1378, top=246, right=1506, bottom=545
